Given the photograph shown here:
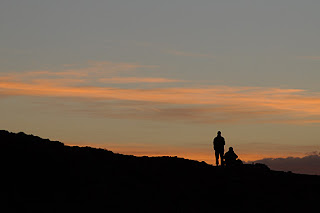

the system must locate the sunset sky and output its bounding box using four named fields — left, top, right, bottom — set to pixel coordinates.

left=1, top=0, right=320, bottom=165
